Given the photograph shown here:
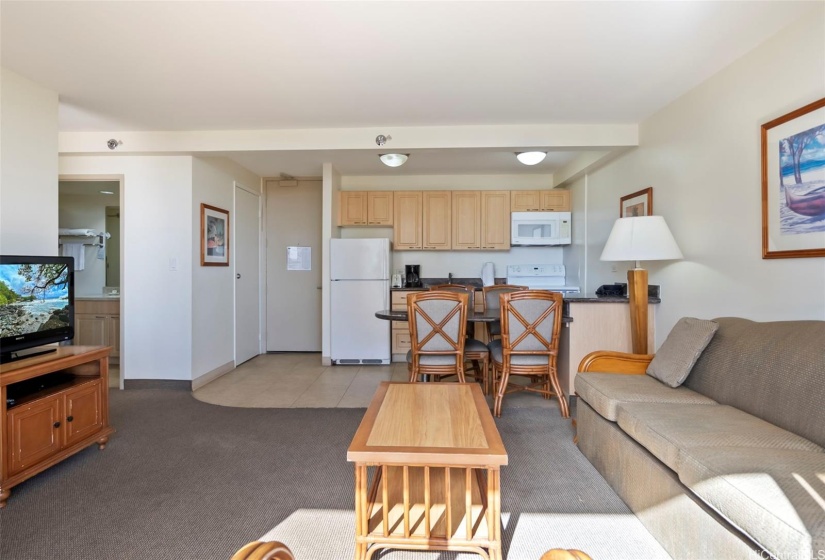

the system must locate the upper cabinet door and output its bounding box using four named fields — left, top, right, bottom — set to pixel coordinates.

left=451, top=191, right=481, bottom=250
left=422, top=191, right=451, bottom=250
left=511, top=190, right=541, bottom=212
left=541, top=190, right=571, bottom=211
left=367, top=192, right=393, bottom=225
left=339, top=192, right=368, bottom=225
left=393, top=192, right=422, bottom=250
left=481, top=191, right=511, bottom=250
